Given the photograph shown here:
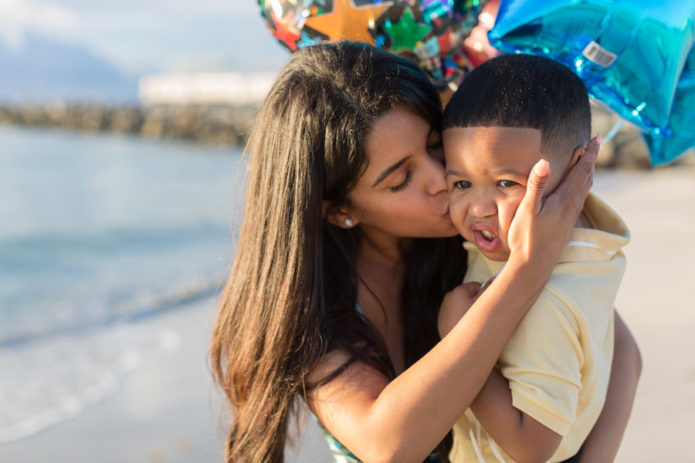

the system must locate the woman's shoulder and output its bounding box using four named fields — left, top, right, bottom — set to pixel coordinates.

left=307, top=347, right=388, bottom=389
left=307, top=349, right=354, bottom=385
